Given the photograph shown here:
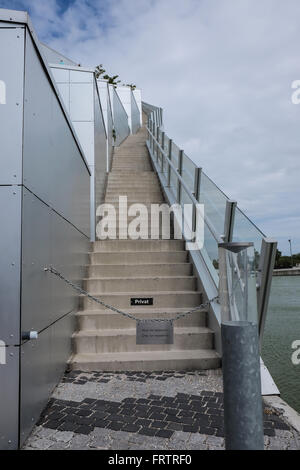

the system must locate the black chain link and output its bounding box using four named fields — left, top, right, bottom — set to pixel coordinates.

left=45, top=266, right=218, bottom=323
